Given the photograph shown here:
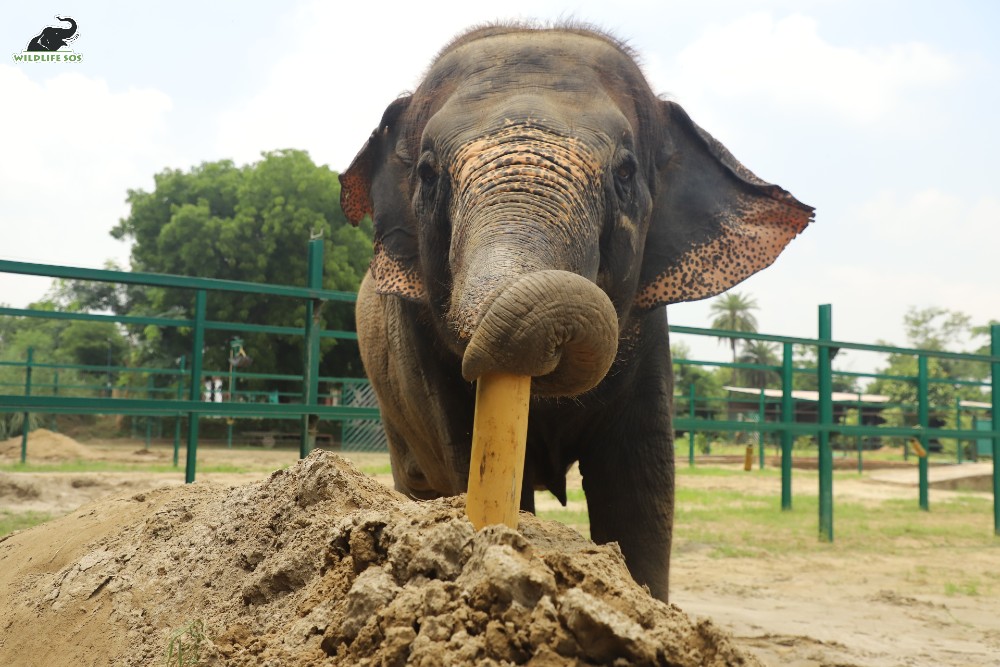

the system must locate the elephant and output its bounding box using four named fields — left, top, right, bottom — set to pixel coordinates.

left=339, top=24, right=813, bottom=602
left=26, top=16, right=78, bottom=52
